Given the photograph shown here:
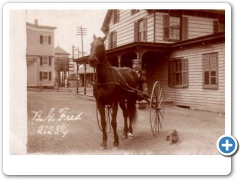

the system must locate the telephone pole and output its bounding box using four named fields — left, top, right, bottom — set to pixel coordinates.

left=76, top=26, right=87, bottom=95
